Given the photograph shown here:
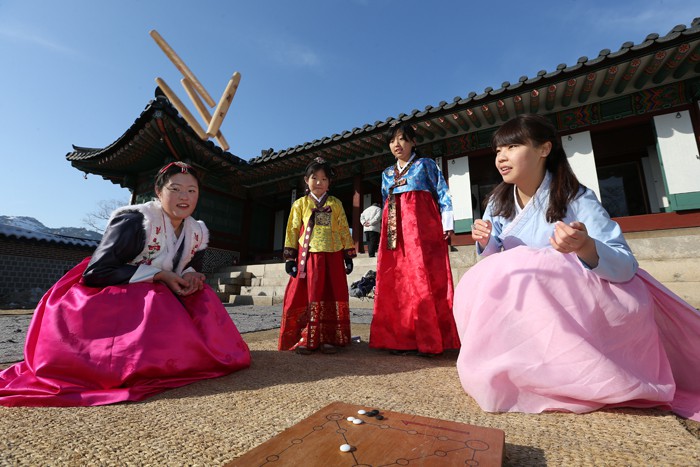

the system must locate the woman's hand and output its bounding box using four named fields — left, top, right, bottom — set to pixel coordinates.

left=182, top=271, right=206, bottom=295
left=471, top=219, right=492, bottom=249
left=550, top=221, right=599, bottom=268
left=344, top=258, right=354, bottom=275
left=285, top=260, right=298, bottom=278
left=154, top=271, right=195, bottom=296
left=443, top=230, right=454, bottom=242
